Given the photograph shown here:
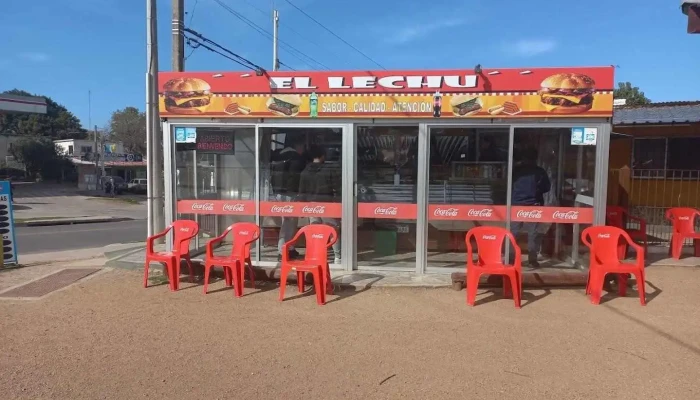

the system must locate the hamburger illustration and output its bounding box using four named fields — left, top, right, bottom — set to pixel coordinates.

left=266, top=94, right=301, bottom=117
left=450, top=95, right=482, bottom=116
left=538, top=73, right=596, bottom=114
left=163, top=77, right=212, bottom=114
